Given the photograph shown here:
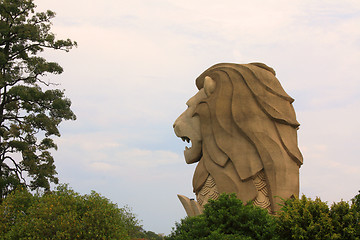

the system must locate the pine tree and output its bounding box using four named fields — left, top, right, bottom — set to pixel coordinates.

left=0, top=0, right=76, bottom=201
